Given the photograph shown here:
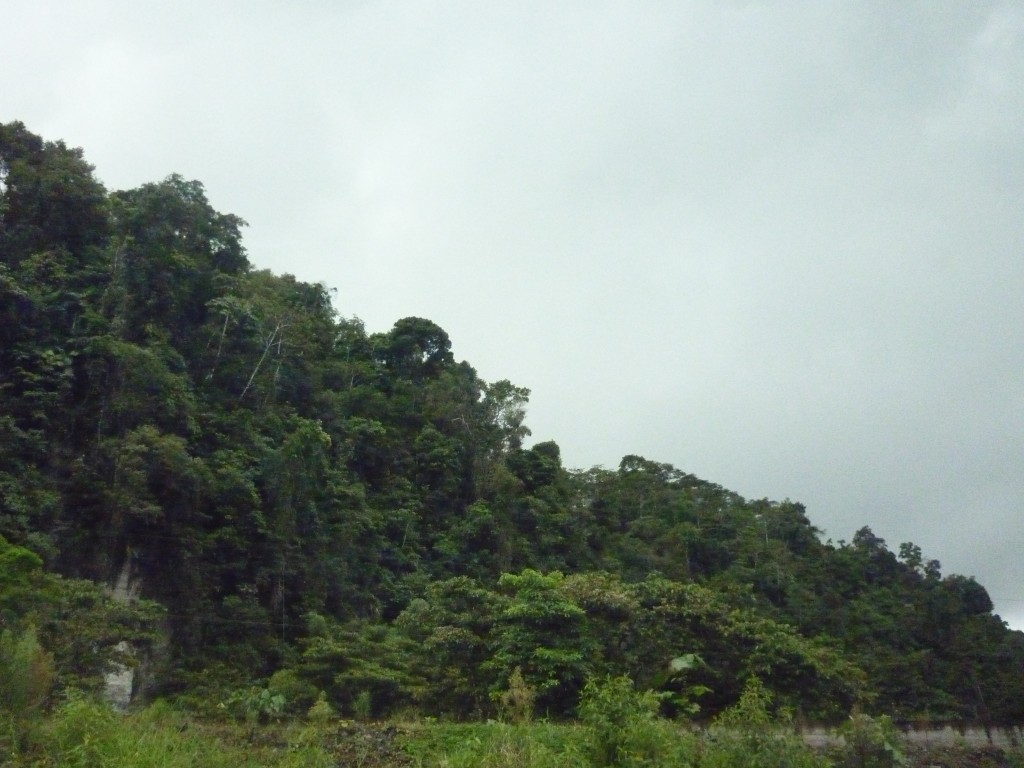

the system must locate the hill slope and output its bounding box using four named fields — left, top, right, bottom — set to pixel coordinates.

left=1, top=121, right=1022, bottom=723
